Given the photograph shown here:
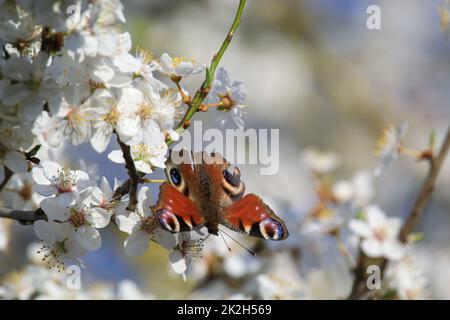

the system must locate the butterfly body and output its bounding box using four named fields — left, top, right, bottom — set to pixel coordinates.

left=152, top=151, right=289, bottom=241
